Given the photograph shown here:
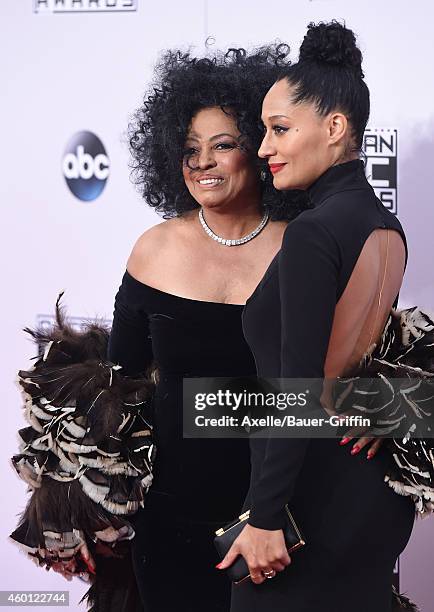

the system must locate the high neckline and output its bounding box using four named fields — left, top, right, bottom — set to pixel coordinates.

left=306, top=159, right=369, bottom=208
